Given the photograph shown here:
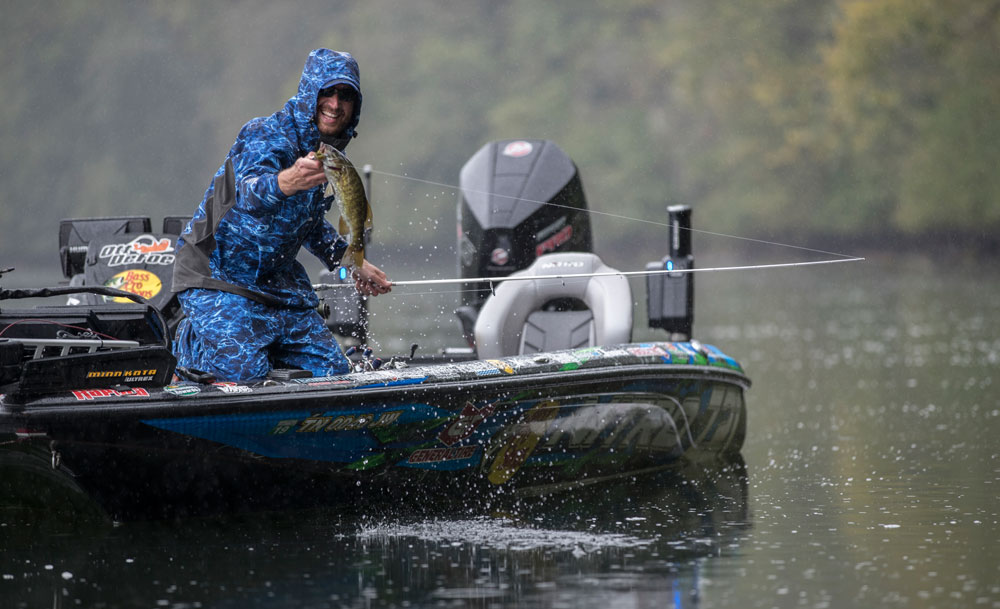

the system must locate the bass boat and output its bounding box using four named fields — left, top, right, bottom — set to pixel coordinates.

left=0, top=140, right=749, bottom=520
